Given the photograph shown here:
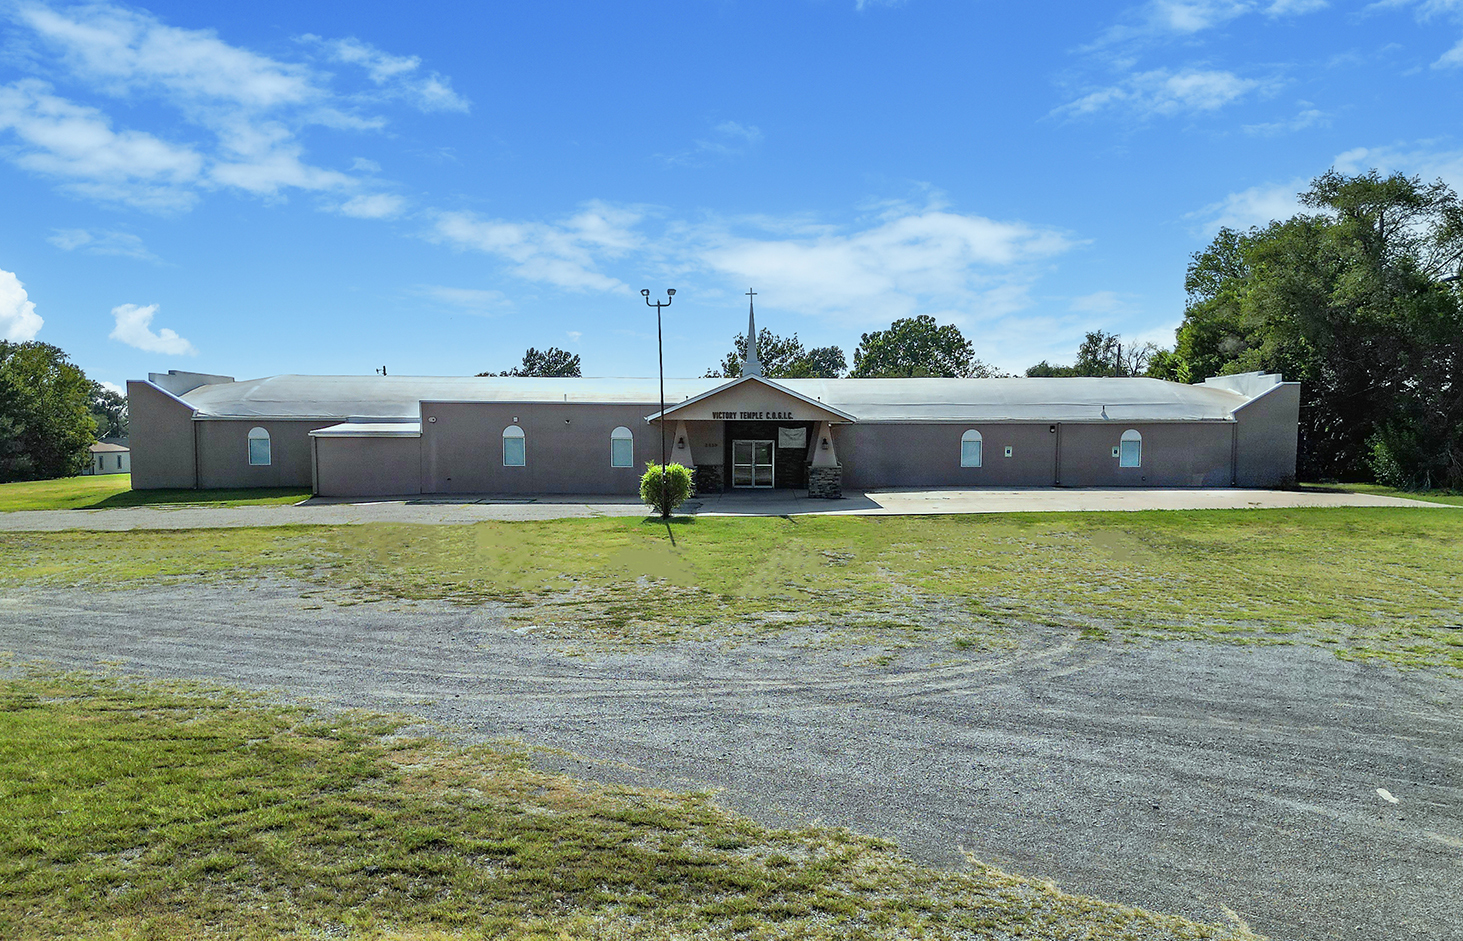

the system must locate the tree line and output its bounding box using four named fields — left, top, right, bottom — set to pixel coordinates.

left=0, top=341, right=128, bottom=483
